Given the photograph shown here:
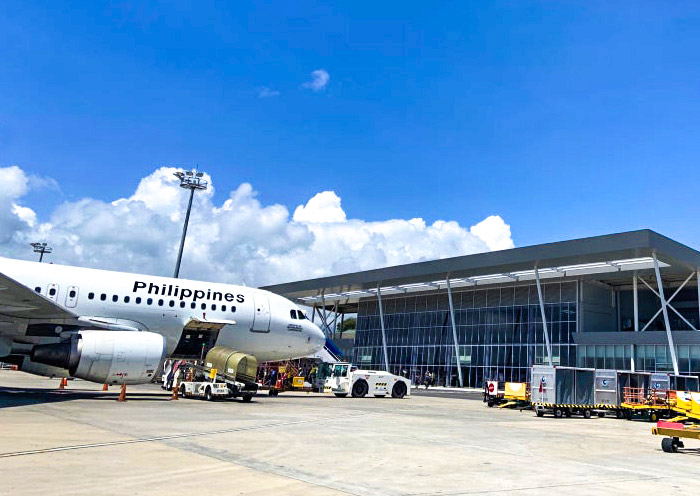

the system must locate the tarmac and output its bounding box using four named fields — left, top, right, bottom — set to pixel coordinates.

left=1, top=370, right=700, bottom=495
